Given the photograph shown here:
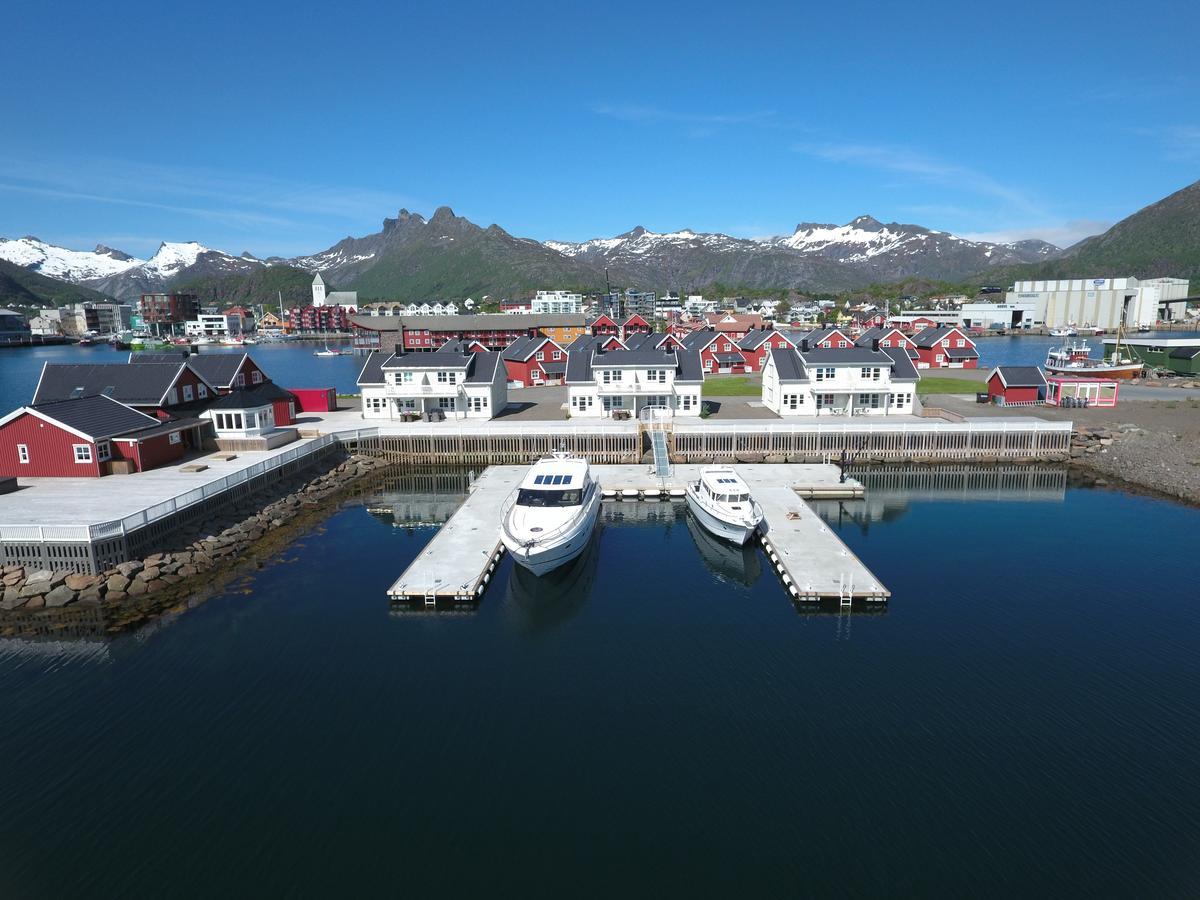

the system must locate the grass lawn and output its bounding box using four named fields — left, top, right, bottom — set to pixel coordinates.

left=702, top=376, right=761, bottom=396
left=917, top=377, right=985, bottom=395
